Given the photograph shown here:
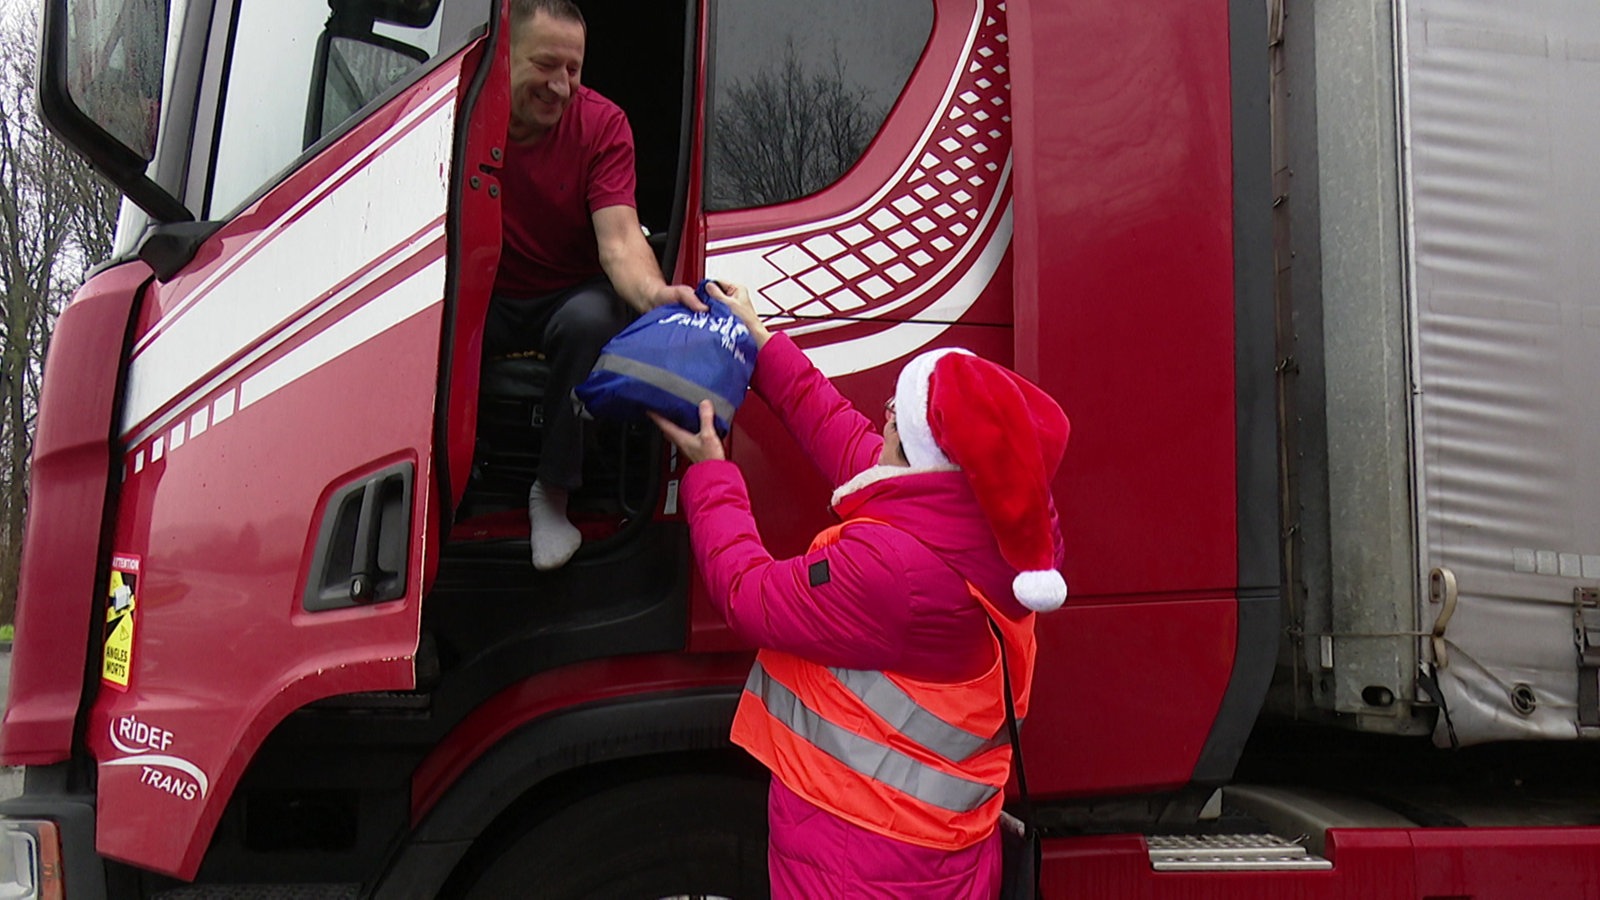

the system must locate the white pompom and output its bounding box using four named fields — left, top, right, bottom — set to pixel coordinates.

left=1013, top=570, right=1067, bottom=612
